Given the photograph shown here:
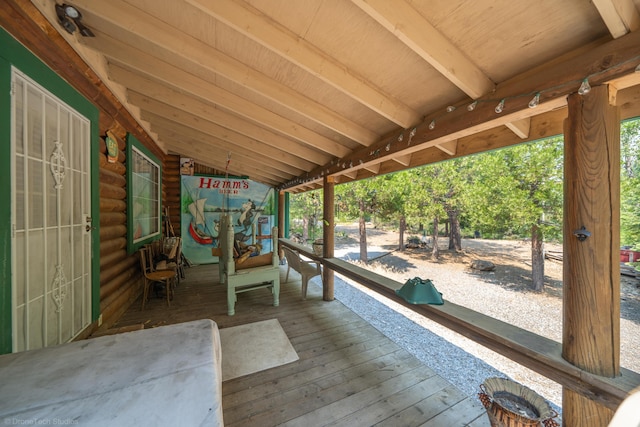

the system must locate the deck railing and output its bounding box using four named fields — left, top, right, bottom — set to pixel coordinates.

left=279, top=238, right=640, bottom=411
